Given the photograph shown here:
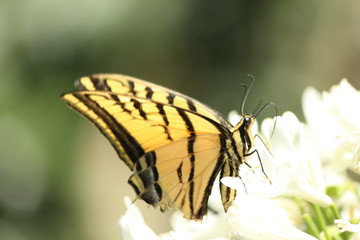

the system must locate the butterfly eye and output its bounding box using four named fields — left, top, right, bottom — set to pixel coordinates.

left=242, top=115, right=253, bottom=129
